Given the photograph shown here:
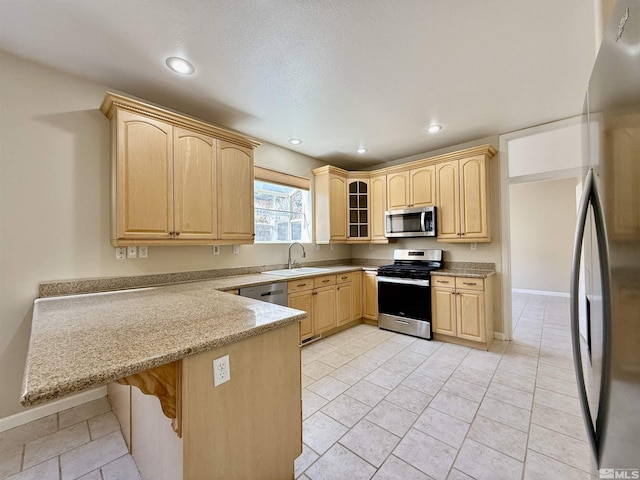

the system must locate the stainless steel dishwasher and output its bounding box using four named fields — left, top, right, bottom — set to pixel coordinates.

left=239, top=282, right=288, bottom=306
